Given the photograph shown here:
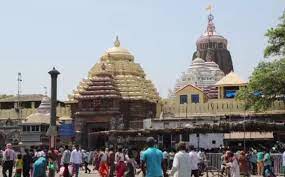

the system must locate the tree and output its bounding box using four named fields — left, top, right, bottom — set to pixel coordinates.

left=264, top=10, right=285, bottom=58
left=237, top=10, right=285, bottom=111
